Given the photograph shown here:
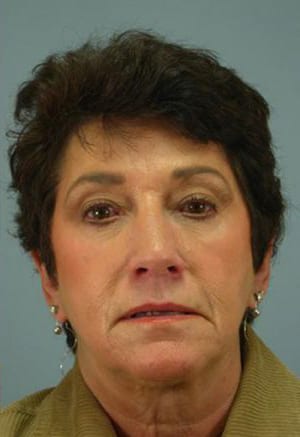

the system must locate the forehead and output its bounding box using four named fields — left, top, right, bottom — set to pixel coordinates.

left=60, top=119, right=234, bottom=180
